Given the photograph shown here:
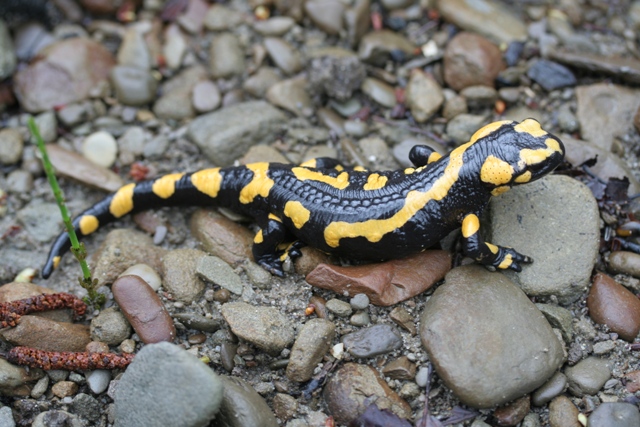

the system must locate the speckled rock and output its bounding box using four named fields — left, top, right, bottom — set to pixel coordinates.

left=211, top=376, right=278, bottom=427
left=221, top=302, right=294, bottom=355
left=190, top=209, right=254, bottom=267
left=308, top=55, right=365, bottom=101
left=488, top=175, right=599, bottom=304
left=443, top=32, right=505, bottom=91
left=342, top=324, right=402, bottom=358
left=286, top=318, right=335, bottom=382
left=588, top=402, right=640, bottom=427
left=161, top=248, right=207, bottom=303
left=90, top=307, right=132, bottom=346
left=587, top=273, right=640, bottom=342
left=565, top=357, right=611, bottom=396
left=405, top=69, right=444, bottom=123
left=420, top=265, right=564, bottom=408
